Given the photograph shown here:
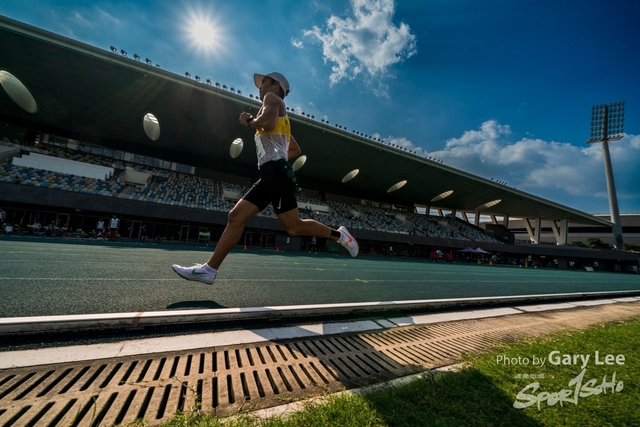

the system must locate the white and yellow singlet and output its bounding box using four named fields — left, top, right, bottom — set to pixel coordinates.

left=254, top=114, right=290, bottom=169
